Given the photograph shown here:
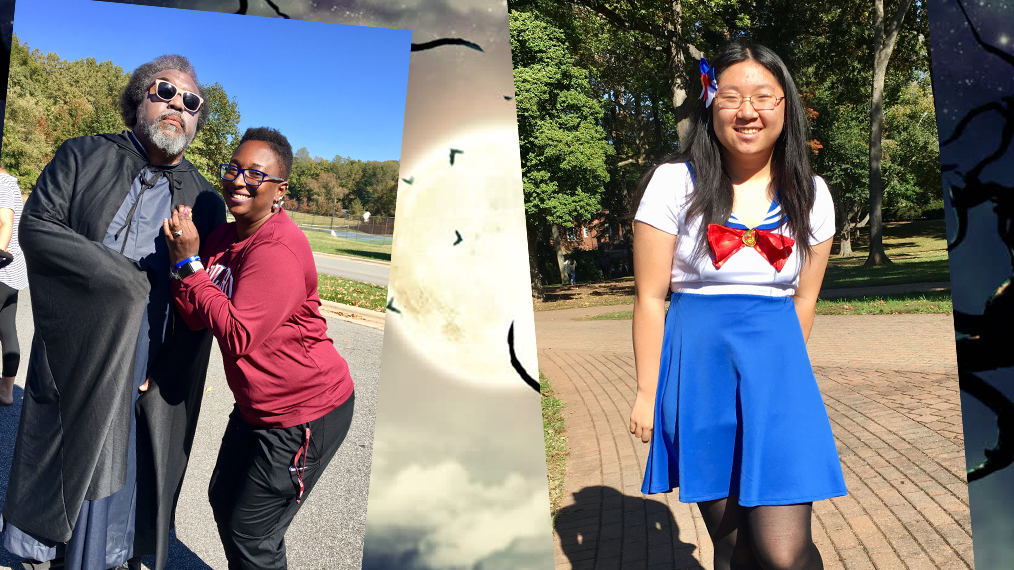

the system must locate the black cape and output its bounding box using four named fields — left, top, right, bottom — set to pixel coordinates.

left=3, top=131, right=226, bottom=570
